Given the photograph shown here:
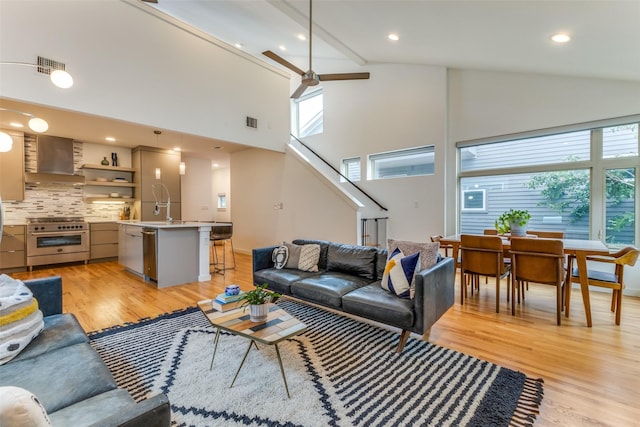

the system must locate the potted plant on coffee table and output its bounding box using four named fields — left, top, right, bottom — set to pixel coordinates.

left=239, top=284, right=281, bottom=323
left=494, top=208, right=531, bottom=236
